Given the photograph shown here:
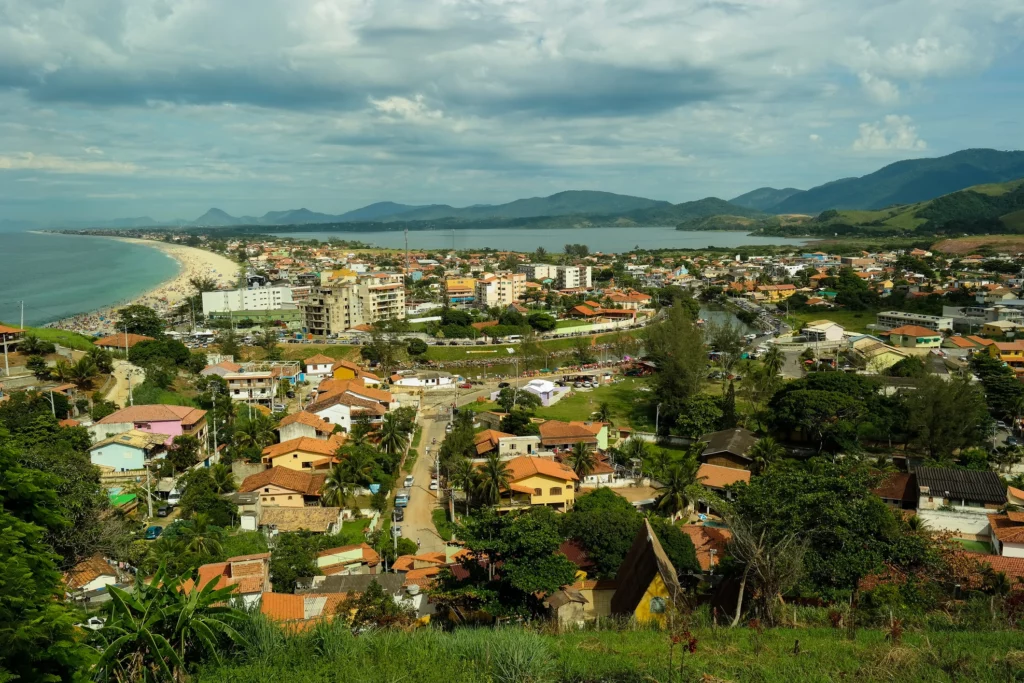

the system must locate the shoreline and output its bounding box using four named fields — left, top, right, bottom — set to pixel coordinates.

left=44, top=235, right=240, bottom=336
